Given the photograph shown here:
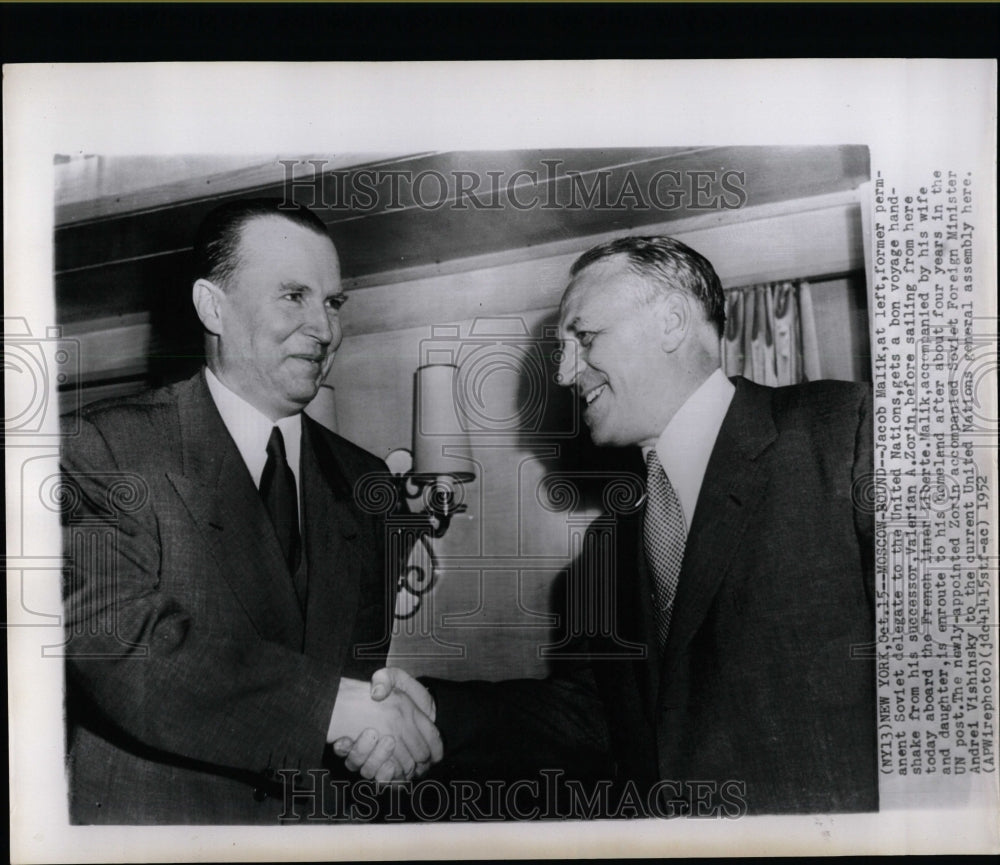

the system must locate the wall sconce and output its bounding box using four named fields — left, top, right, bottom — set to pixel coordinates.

left=386, top=364, right=475, bottom=617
